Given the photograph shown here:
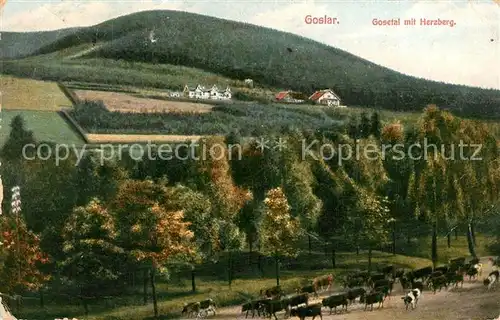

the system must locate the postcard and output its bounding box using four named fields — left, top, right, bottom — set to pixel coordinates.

left=0, top=1, right=499, bottom=319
